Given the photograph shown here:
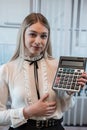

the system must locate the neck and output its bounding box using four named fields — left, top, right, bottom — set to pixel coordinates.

left=24, top=53, right=44, bottom=62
